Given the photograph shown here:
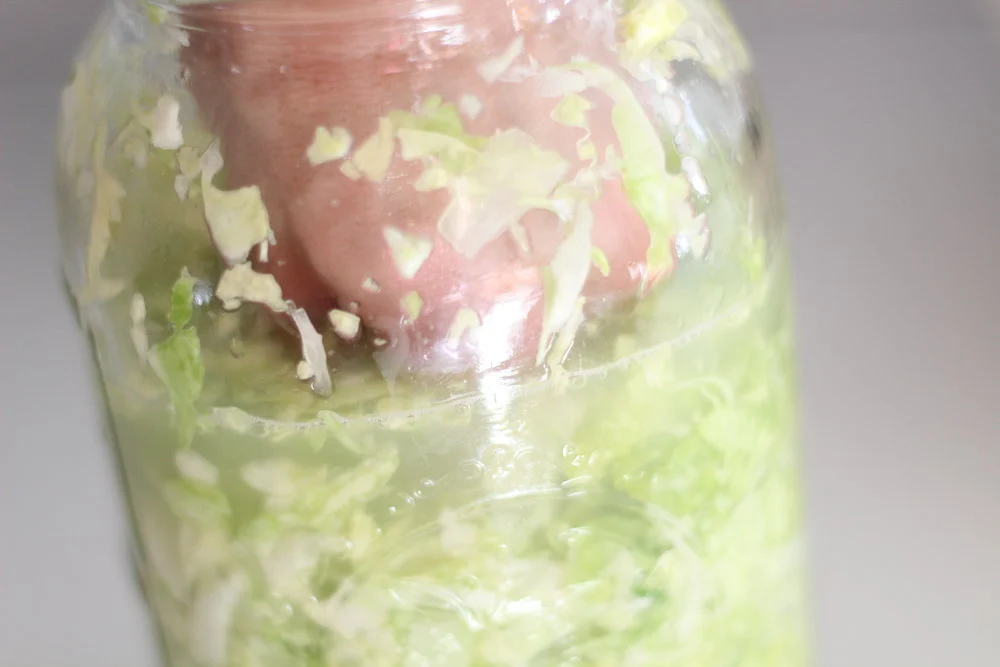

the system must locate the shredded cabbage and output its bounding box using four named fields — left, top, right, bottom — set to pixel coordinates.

left=290, top=308, right=332, bottom=397
left=215, top=262, right=288, bottom=313
left=550, top=93, right=594, bottom=129
left=201, top=144, right=273, bottom=265
left=458, top=94, right=484, bottom=120
left=350, top=118, right=396, bottom=183
left=388, top=103, right=572, bottom=259
left=591, top=247, right=611, bottom=277
left=339, top=161, right=363, bottom=181
left=538, top=202, right=594, bottom=364
left=437, top=130, right=570, bottom=259
left=188, top=573, right=247, bottom=667
left=173, top=145, right=203, bottom=200
left=535, top=69, right=588, bottom=98
left=307, top=126, right=353, bottom=166
left=113, top=261, right=804, bottom=667
left=620, top=0, right=691, bottom=61
left=175, top=449, right=219, bottom=485
left=401, top=291, right=424, bottom=324
left=296, top=360, right=315, bottom=381
left=150, top=270, right=205, bottom=447
left=328, top=309, right=362, bottom=341
left=383, top=226, right=433, bottom=280
left=447, top=308, right=482, bottom=343
left=82, top=125, right=127, bottom=303
left=571, top=62, right=695, bottom=279
left=143, top=94, right=184, bottom=150
left=130, top=293, right=150, bottom=362
left=477, top=36, right=526, bottom=83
